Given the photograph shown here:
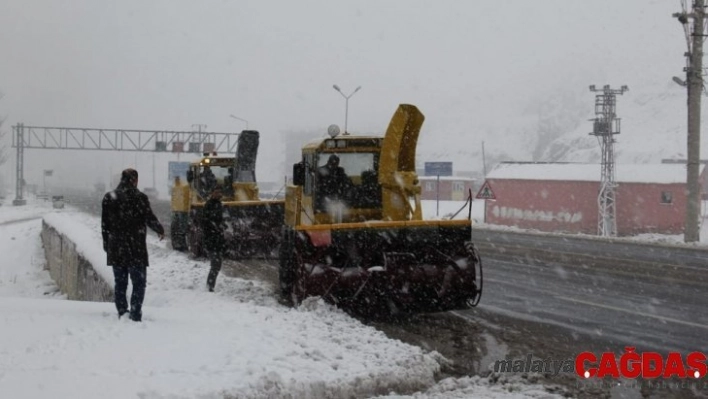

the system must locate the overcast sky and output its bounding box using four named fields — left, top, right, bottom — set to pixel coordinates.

left=0, top=0, right=687, bottom=192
